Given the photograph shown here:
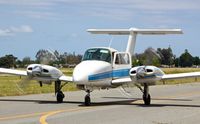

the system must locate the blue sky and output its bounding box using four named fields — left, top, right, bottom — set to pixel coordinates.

left=0, top=0, right=200, bottom=60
